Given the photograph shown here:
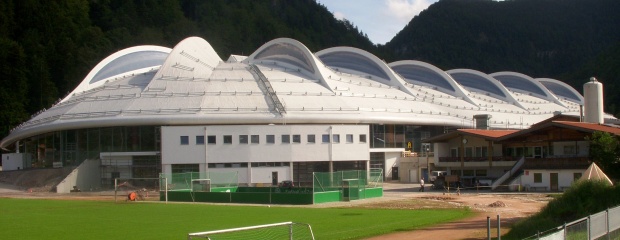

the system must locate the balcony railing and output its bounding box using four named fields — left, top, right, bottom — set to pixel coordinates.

left=438, top=156, right=517, bottom=162
left=523, top=157, right=590, bottom=169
